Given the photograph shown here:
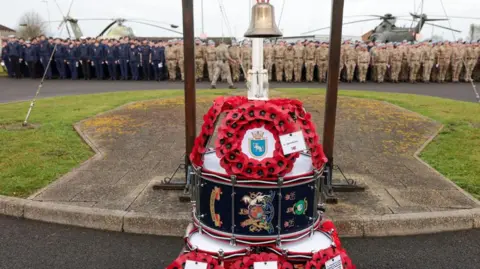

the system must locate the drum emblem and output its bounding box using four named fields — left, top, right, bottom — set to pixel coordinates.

left=239, top=191, right=275, bottom=234
left=287, top=198, right=308, bottom=215
left=249, top=131, right=267, bottom=158
left=209, top=187, right=223, bottom=227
